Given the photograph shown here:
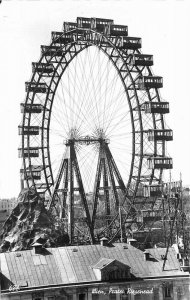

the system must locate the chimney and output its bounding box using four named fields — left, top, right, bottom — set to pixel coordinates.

left=127, top=238, right=138, bottom=247
left=143, top=250, right=150, bottom=261
left=32, top=242, right=43, bottom=254
left=100, top=237, right=108, bottom=246
left=181, top=257, right=190, bottom=272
